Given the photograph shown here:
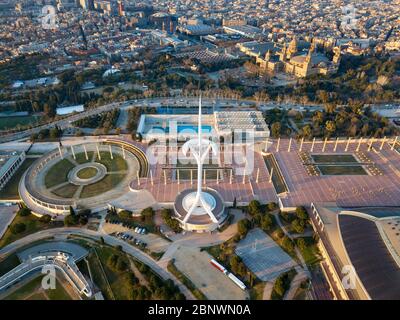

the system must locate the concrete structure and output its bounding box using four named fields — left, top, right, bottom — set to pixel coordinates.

left=173, top=98, right=227, bottom=232
left=137, top=111, right=269, bottom=142
left=0, top=242, right=91, bottom=298
left=0, top=151, right=26, bottom=192
left=310, top=203, right=400, bottom=300
left=255, top=38, right=341, bottom=78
